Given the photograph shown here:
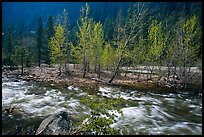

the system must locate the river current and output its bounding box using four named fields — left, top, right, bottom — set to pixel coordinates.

left=2, top=76, right=202, bottom=135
